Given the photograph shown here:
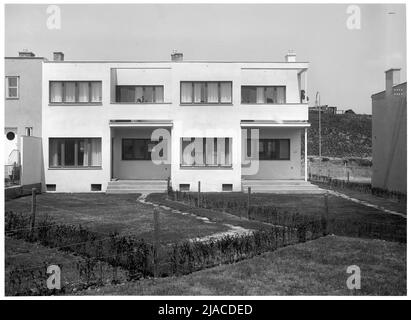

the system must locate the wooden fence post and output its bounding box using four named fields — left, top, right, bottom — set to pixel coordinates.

left=153, top=208, right=160, bottom=278
left=198, top=181, right=201, bottom=207
left=323, top=192, right=329, bottom=235
left=247, top=187, right=251, bottom=220
left=30, top=188, right=37, bottom=238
